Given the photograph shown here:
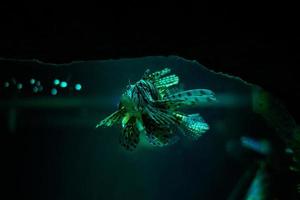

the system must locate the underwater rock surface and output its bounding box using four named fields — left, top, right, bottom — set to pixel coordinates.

left=0, top=56, right=298, bottom=199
